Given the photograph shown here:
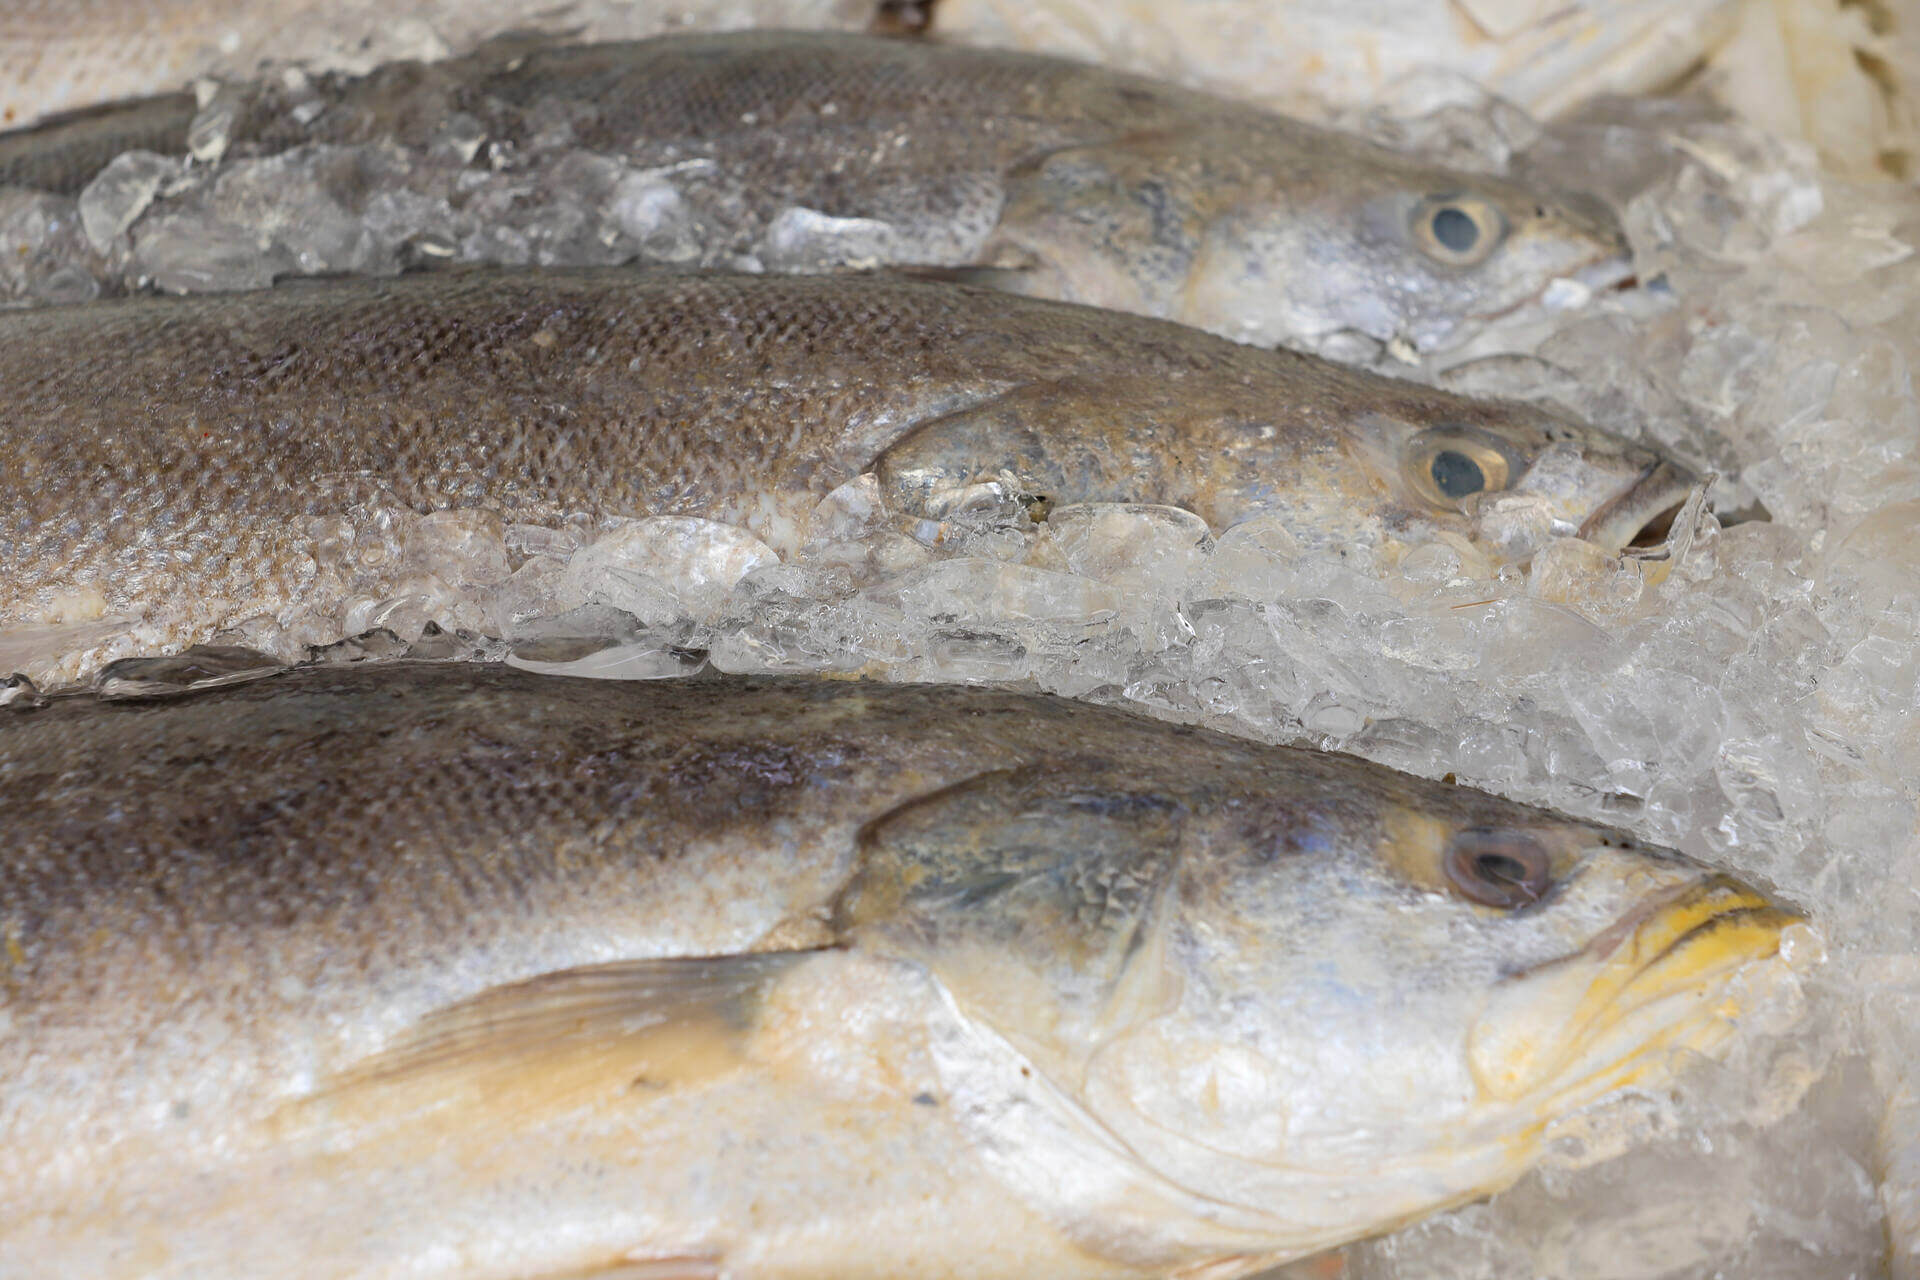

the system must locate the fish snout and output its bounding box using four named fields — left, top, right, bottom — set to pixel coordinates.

left=1577, top=457, right=1701, bottom=552
left=1466, top=869, right=1805, bottom=1105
